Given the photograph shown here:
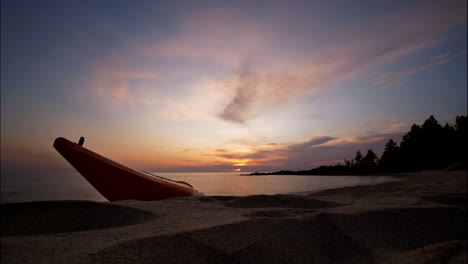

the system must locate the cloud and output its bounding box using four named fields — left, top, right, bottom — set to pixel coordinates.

left=315, top=135, right=387, bottom=147
left=371, top=50, right=464, bottom=89
left=93, top=65, right=159, bottom=106
left=303, top=136, right=337, bottom=147
left=453, top=49, right=467, bottom=57
left=430, top=52, right=451, bottom=60
left=90, top=0, right=466, bottom=122
left=366, top=120, right=412, bottom=134
left=219, top=61, right=258, bottom=123
left=212, top=0, right=467, bottom=123
left=204, top=133, right=404, bottom=170
left=144, top=7, right=271, bottom=66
